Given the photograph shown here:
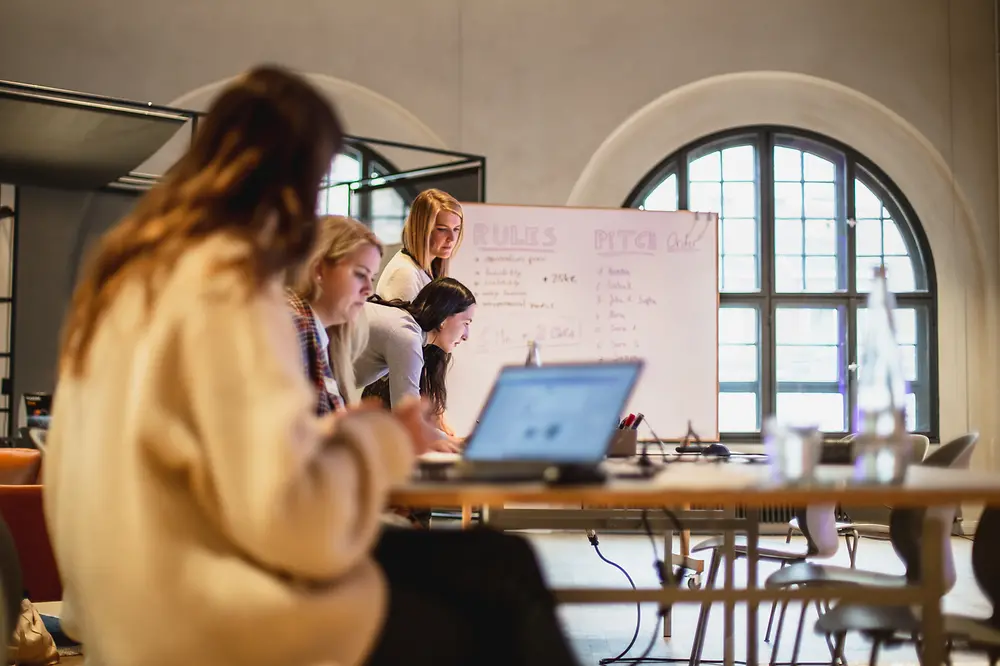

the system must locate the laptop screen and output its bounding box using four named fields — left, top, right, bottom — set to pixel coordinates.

left=463, top=362, right=643, bottom=463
